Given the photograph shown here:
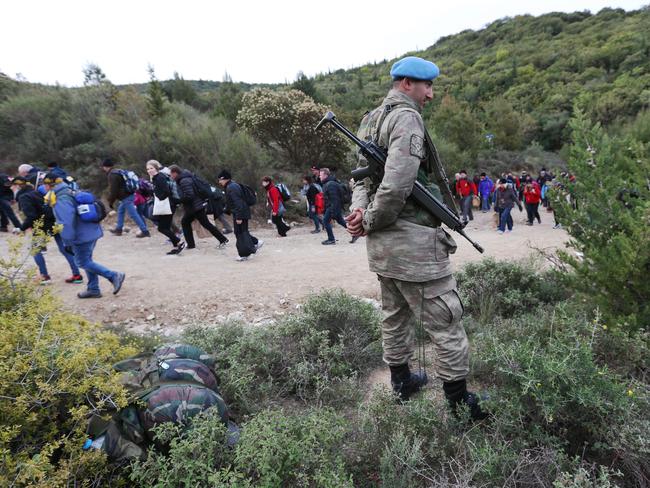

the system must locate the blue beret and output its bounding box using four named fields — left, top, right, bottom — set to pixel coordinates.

left=390, top=56, right=440, bottom=81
